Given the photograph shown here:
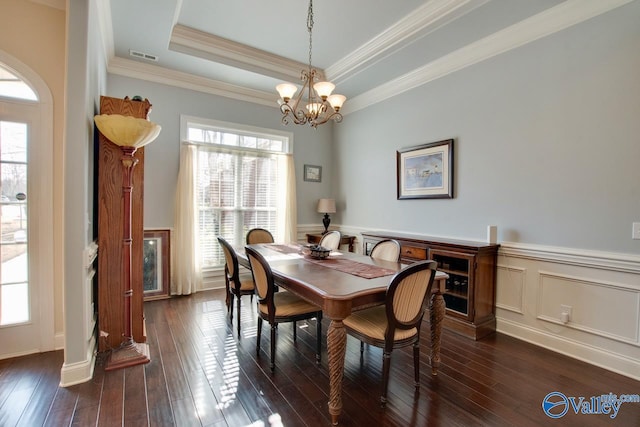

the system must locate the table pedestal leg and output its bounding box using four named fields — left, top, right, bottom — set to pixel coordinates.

left=327, top=319, right=346, bottom=425
left=429, top=290, right=445, bottom=375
